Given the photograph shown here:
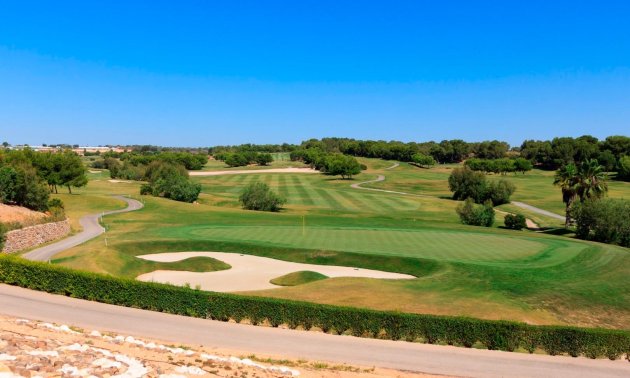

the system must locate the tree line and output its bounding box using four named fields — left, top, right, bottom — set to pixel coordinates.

left=290, top=148, right=363, bottom=179
left=214, top=151, right=274, bottom=167
left=0, top=148, right=87, bottom=212
left=464, top=158, right=532, bottom=175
